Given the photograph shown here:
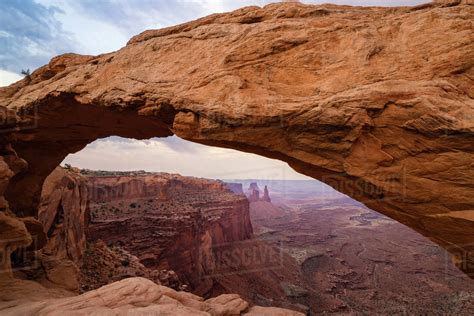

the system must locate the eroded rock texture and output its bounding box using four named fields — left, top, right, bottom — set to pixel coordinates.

left=85, top=172, right=253, bottom=294
left=35, top=167, right=89, bottom=290
left=39, top=168, right=88, bottom=262
left=0, top=277, right=303, bottom=316
left=0, top=1, right=473, bottom=274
